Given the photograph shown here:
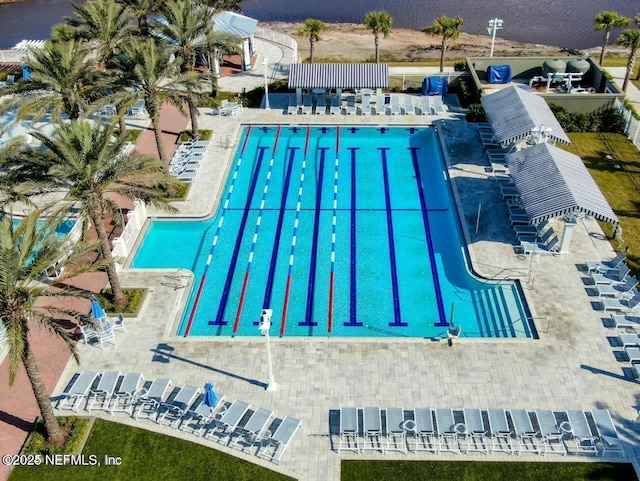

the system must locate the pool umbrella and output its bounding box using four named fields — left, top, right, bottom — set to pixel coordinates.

left=90, top=299, right=107, bottom=329
left=204, top=382, right=218, bottom=408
